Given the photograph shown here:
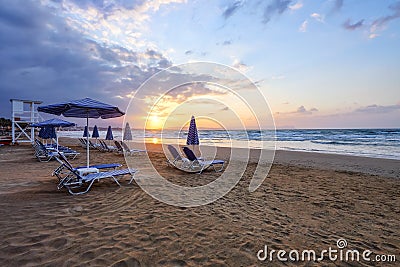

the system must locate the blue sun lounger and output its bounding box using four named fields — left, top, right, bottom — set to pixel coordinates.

left=182, top=147, right=225, bottom=174
left=54, top=153, right=137, bottom=195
